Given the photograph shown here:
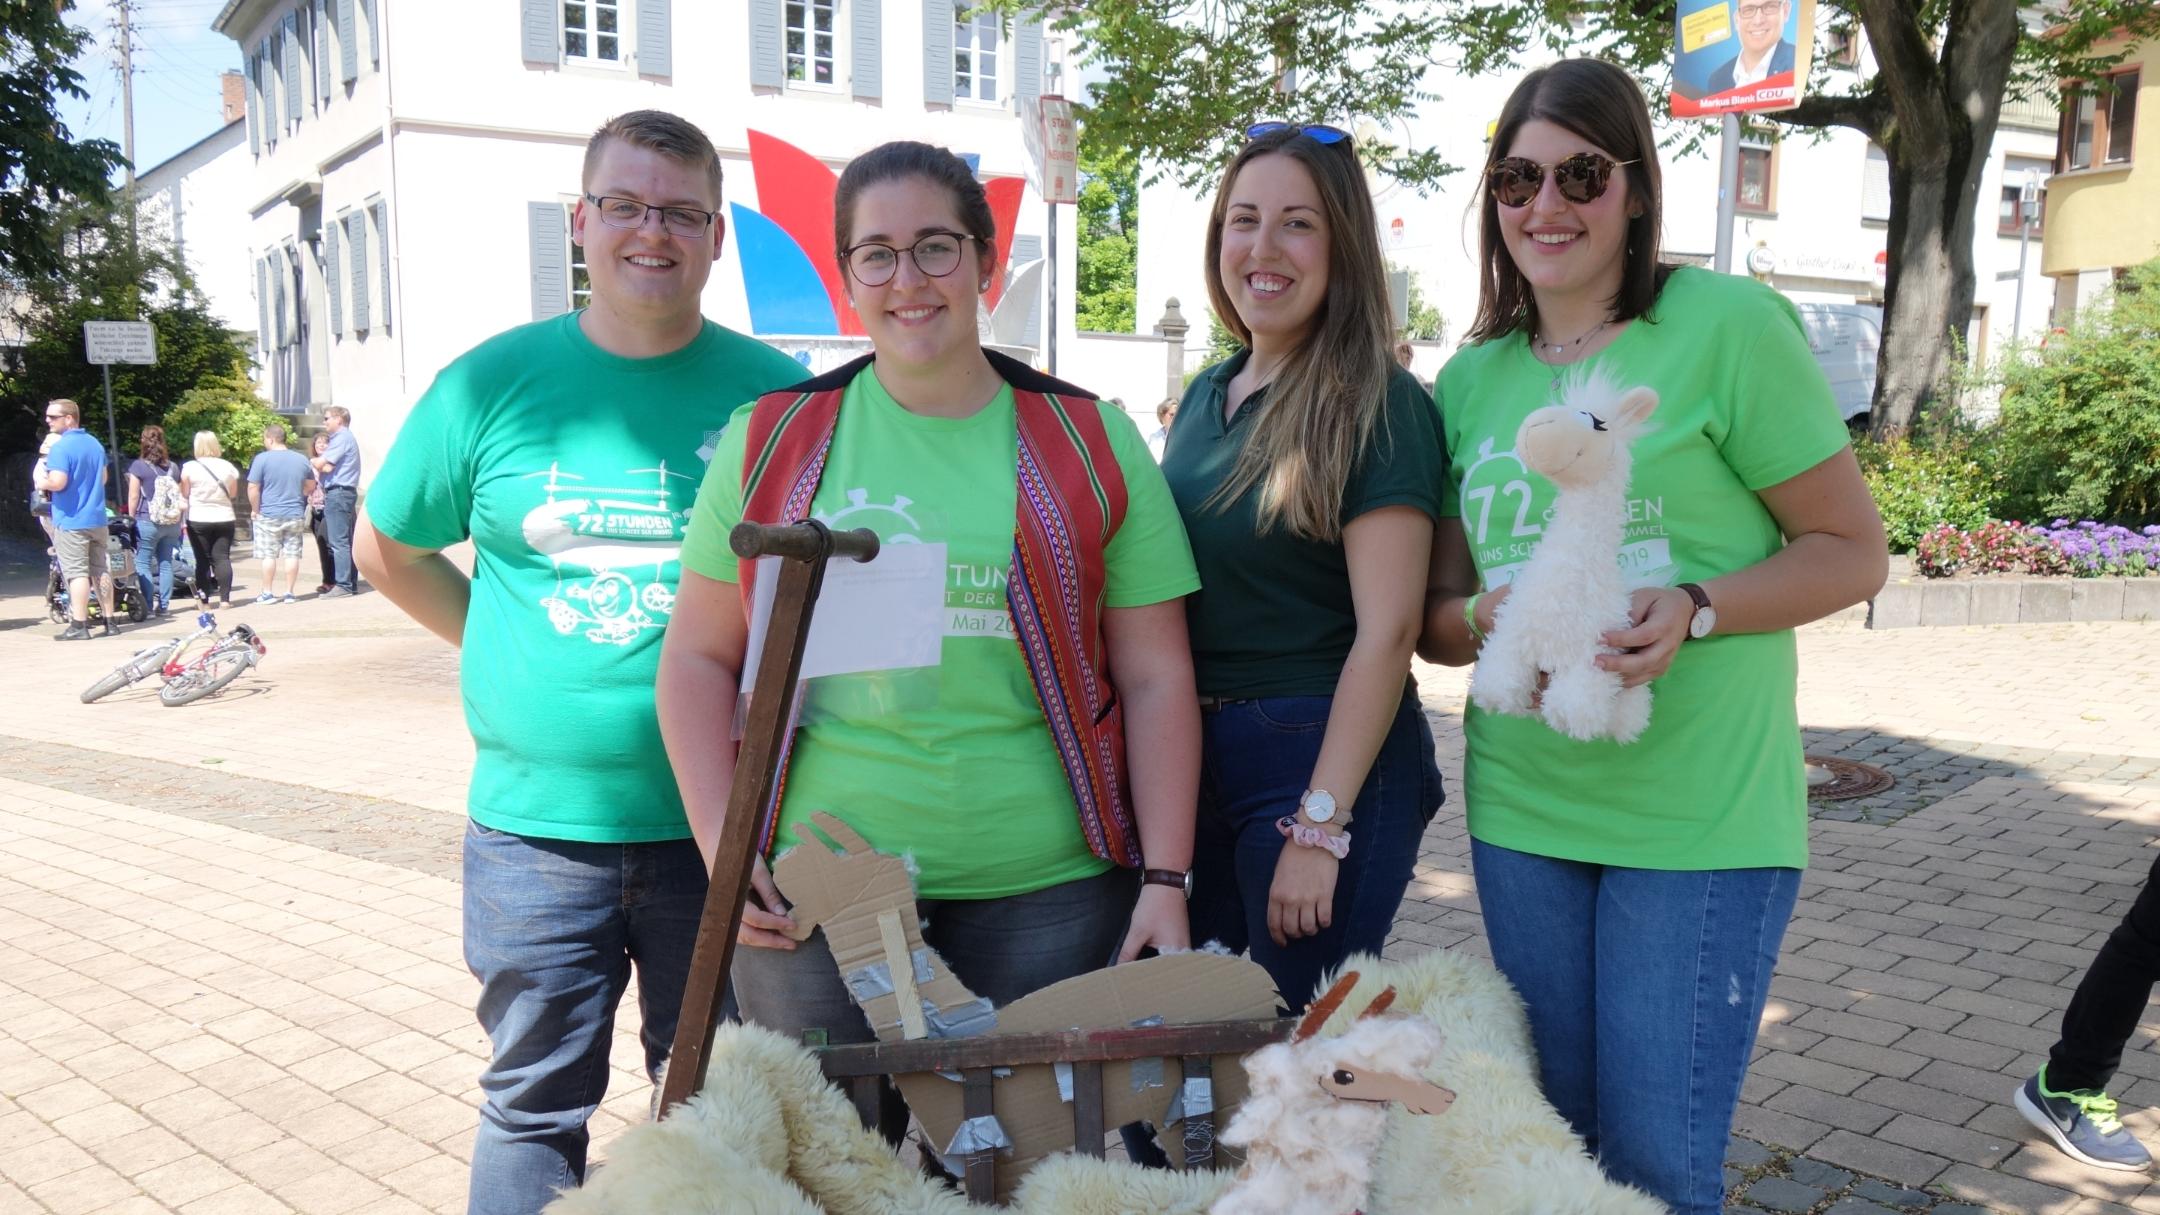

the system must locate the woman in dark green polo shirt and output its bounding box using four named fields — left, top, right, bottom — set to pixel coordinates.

left=1161, top=123, right=1448, bottom=1012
